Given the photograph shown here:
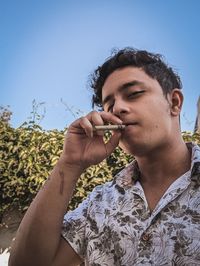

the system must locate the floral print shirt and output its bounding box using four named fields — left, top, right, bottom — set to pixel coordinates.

left=62, top=143, right=200, bottom=266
